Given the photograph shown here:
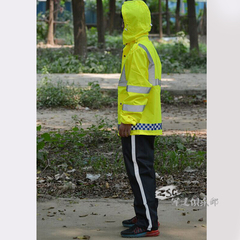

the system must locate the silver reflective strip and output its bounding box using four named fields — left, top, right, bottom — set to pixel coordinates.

left=138, top=44, right=161, bottom=86
left=122, top=104, right=145, bottom=112
left=138, top=44, right=155, bottom=84
left=126, top=85, right=151, bottom=94
left=153, top=79, right=161, bottom=86
left=118, top=65, right=127, bottom=87
left=131, top=135, right=152, bottom=231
